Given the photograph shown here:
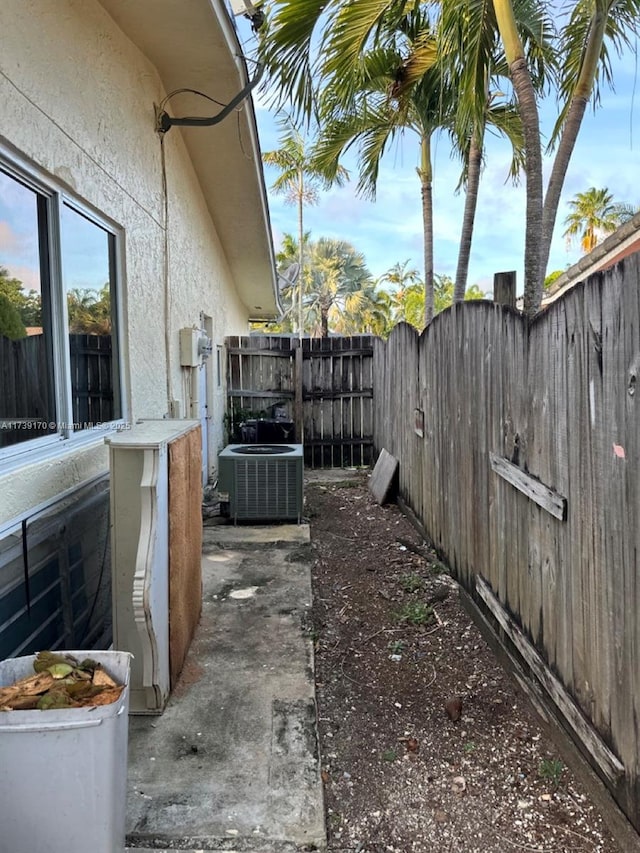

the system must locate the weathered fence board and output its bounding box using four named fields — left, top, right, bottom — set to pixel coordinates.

left=0, top=334, right=115, bottom=447
left=68, top=334, right=116, bottom=424
left=476, top=576, right=625, bottom=785
left=373, top=254, right=640, bottom=832
left=226, top=335, right=374, bottom=467
left=489, top=453, right=567, bottom=518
